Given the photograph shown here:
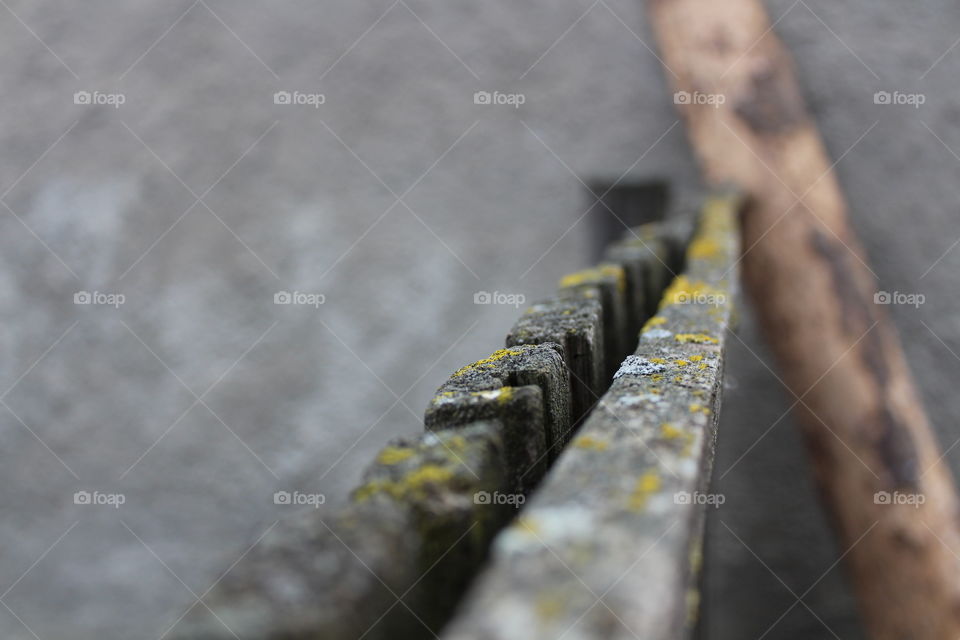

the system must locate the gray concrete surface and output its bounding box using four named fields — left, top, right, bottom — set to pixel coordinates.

left=0, top=1, right=958, bottom=639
